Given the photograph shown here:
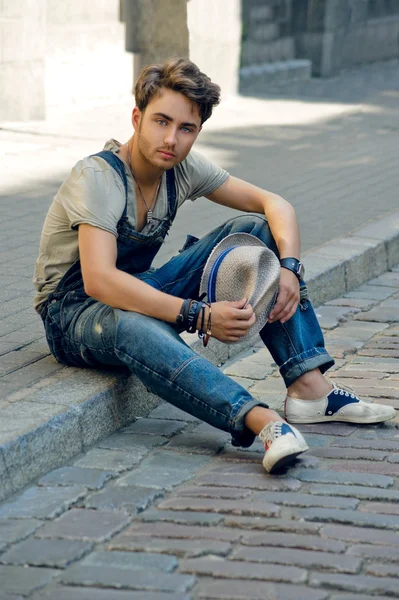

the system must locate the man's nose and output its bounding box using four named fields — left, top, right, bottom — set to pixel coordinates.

left=164, top=128, right=177, bottom=147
